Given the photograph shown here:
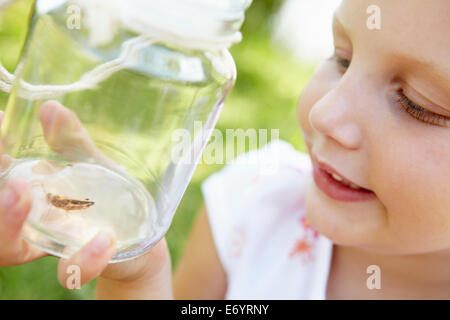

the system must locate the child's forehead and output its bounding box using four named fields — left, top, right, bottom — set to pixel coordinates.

left=337, top=0, right=450, bottom=45
left=335, top=0, right=450, bottom=97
